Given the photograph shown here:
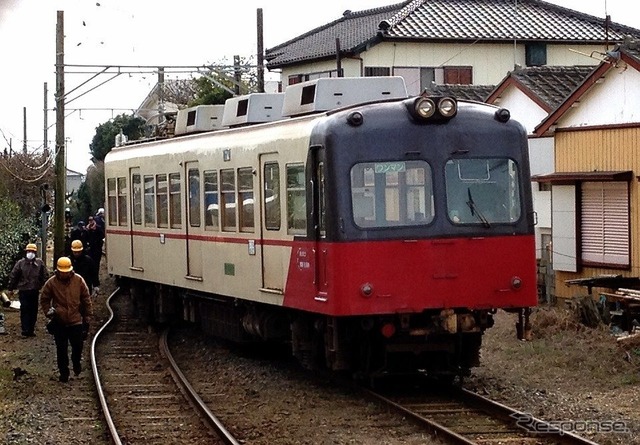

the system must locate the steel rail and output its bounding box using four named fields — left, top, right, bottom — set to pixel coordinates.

left=159, top=328, right=241, bottom=445
left=90, top=287, right=123, bottom=445
left=364, top=385, right=601, bottom=445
